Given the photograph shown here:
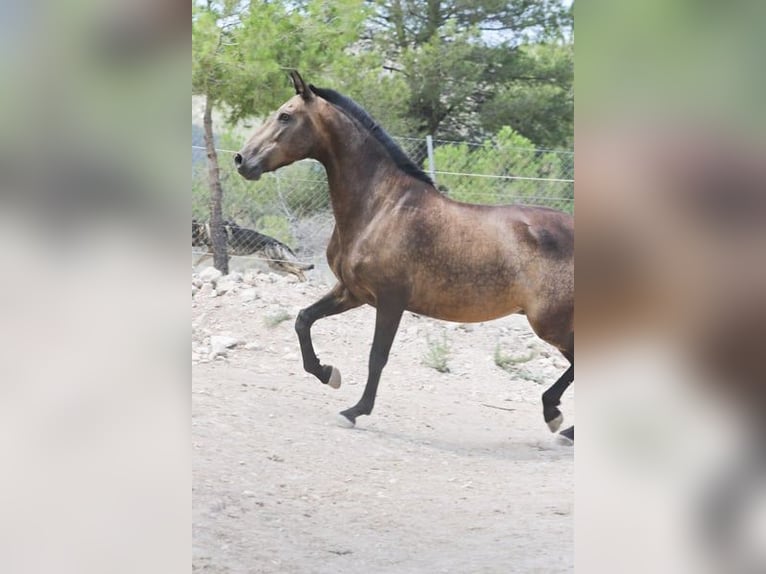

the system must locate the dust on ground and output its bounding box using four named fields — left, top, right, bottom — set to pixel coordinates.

left=192, top=262, right=573, bottom=574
